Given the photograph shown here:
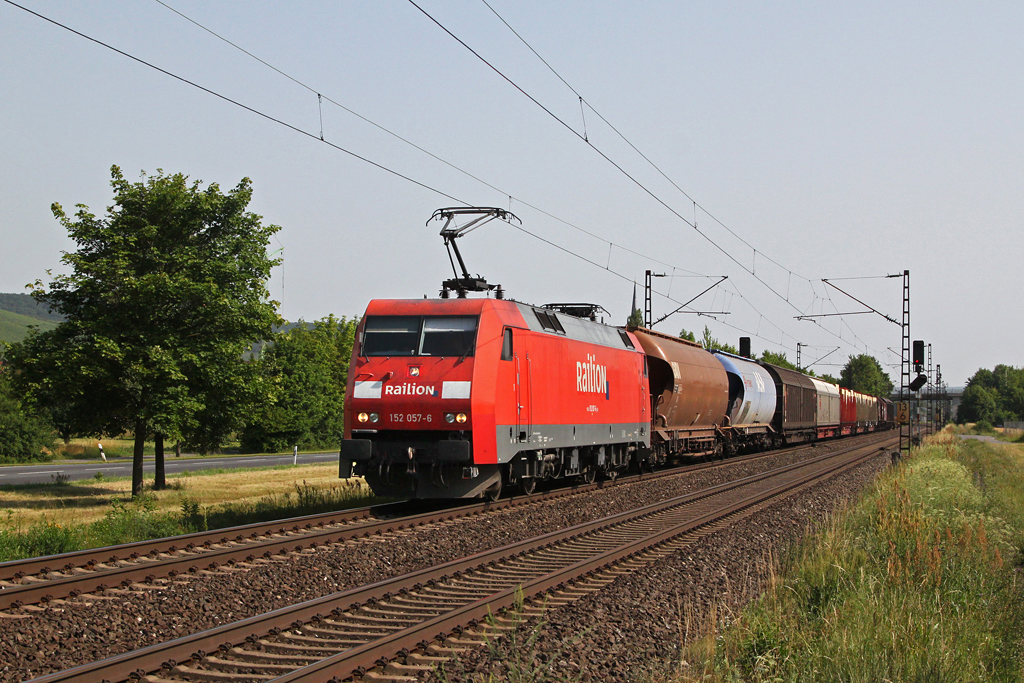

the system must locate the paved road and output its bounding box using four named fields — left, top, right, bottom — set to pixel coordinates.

left=0, top=452, right=339, bottom=485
